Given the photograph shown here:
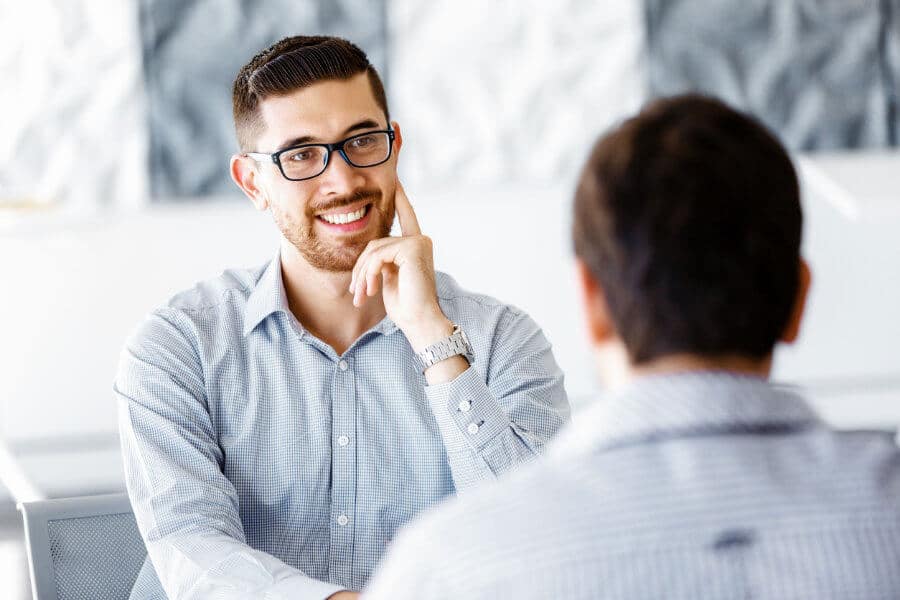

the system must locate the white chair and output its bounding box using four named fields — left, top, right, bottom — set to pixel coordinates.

left=18, top=493, right=149, bottom=600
